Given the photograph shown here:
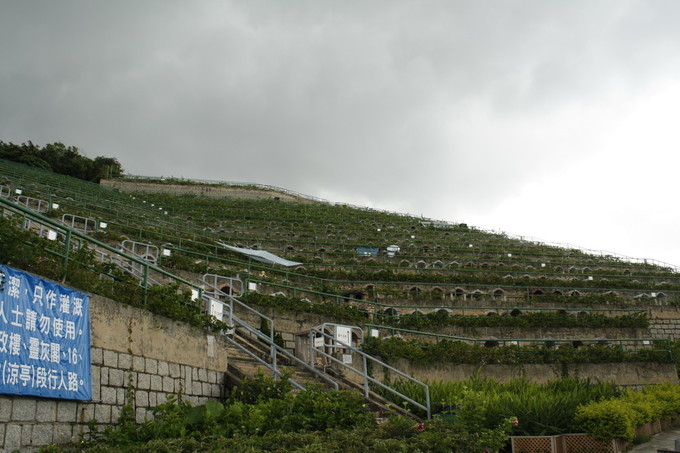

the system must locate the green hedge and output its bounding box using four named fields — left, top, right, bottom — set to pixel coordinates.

left=574, top=383, right=680, bottom=441
left=361, top=337, right=673, bottom=365
left=389, top=310, right=648, bottom=329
